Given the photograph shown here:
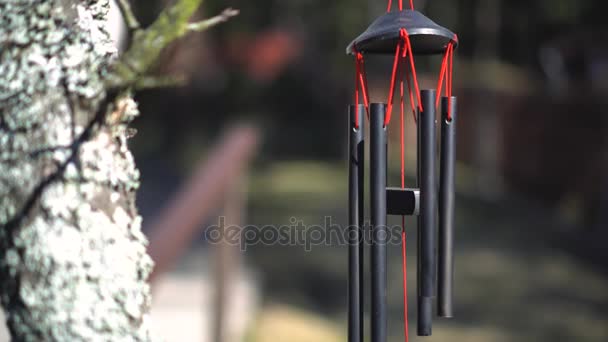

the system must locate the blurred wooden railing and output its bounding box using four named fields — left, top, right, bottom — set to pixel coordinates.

left=145, top=124, right=260, bottom=342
